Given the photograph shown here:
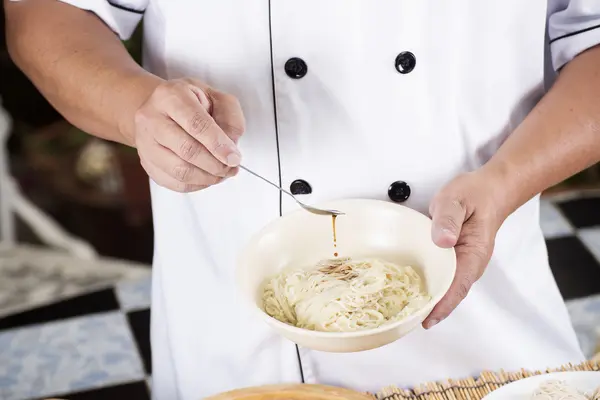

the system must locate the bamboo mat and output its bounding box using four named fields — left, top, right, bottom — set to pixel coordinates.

left=374, top=360, right=599, bottom=400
